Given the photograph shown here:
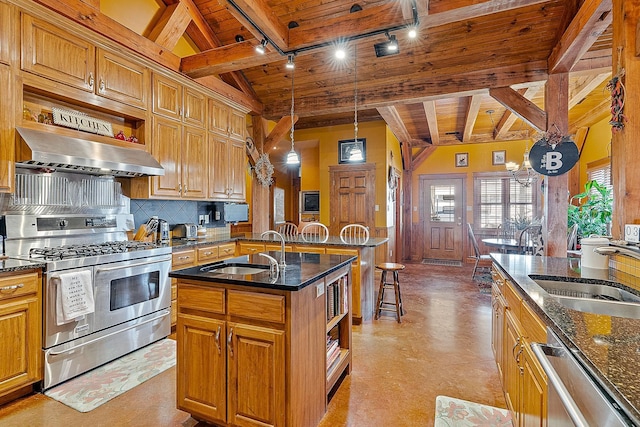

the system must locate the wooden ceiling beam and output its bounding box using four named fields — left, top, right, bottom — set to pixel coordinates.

left=489, top=86, right=547, bottom=132
left=569, top=72, right=611, bottom=109
left=264, top=115, right=298, bottom=153
left=32, top=0, right=181, bottom=70
left=569, top=98, right=610, bottom=133
left=194, top=75, right=263, bottom=114
left=494, top=87, right=540, bottom=139
left=423, top=101, right=440, bottom=145
left=412, top=146, right=437, bottom=170
left=163, top=0, right=223, bottom=48
left=148, top=3, right=192, bottom=50
left=218, top=0, right=288, bottom=50
left=548, top=0, right=612, bottom=73
left=182, top=43, right=282, bottom=77
left=462, top=95, right=482, bottom=142
left=377, top=106, right=414, bottom=169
